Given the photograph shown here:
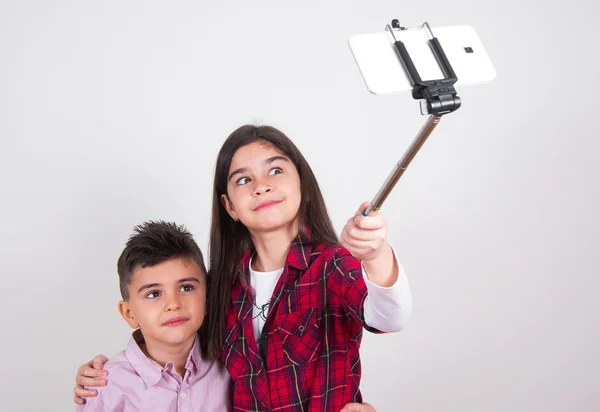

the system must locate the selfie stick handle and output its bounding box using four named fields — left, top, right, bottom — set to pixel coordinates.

left=363, top=20, right=461, bottom=217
